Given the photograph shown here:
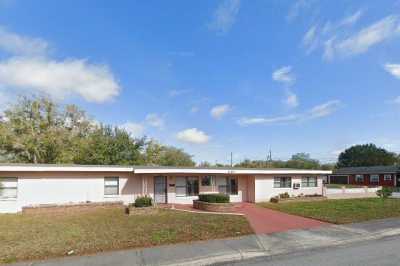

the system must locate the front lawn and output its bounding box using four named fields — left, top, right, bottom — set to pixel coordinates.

left=259, top=198, right=400, bottom=224
left=0, top=207, right=252, bottom=264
